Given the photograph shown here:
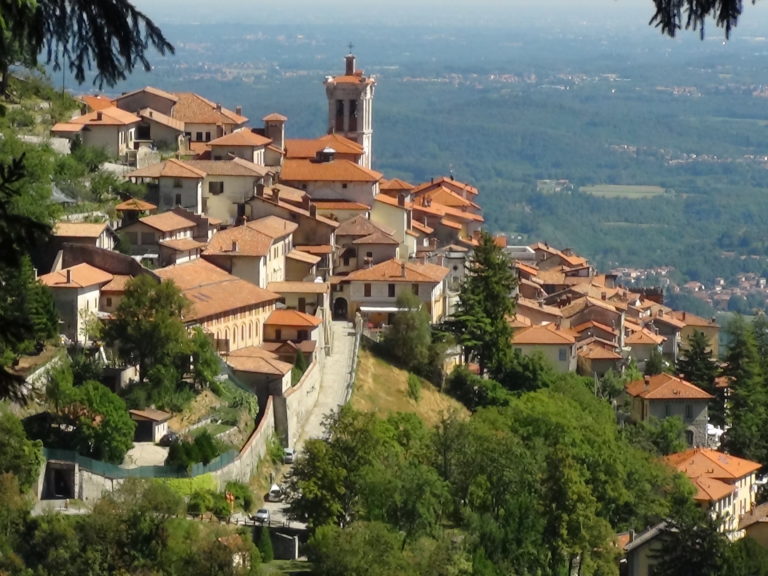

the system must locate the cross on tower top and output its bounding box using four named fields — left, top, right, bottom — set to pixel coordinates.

left=347, top=42, right=354, bottom=55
